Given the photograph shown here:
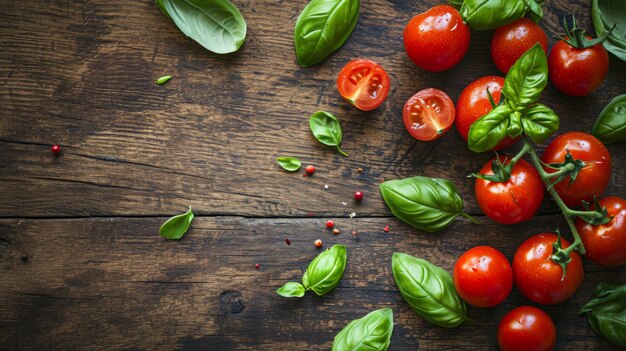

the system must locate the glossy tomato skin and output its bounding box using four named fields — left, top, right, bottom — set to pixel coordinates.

left=475, top=157, right=544, bottom=224
left=455, top=76, right=518, bottom=150
left=498, top=306, right=556, bottom=351
left=548, top=37, right=609, bottom=96
left=453, top=246, right=512, bottom=307
left=403, top=88, right=455, bottom=141
left=491, top=18, right=548, bottom=74
left=541, top=132, right=611, bottom=208
left=513, top=233, right=584, bottom=305
left=403, top=5, right=470, bottom=72
left=337, top=59, right=390, bottom=111
left=576, top=196, right=626, bottom=267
